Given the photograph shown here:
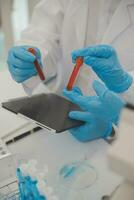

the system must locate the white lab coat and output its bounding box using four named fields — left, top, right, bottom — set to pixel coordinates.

left=19, top=0, right=134, bottom=95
